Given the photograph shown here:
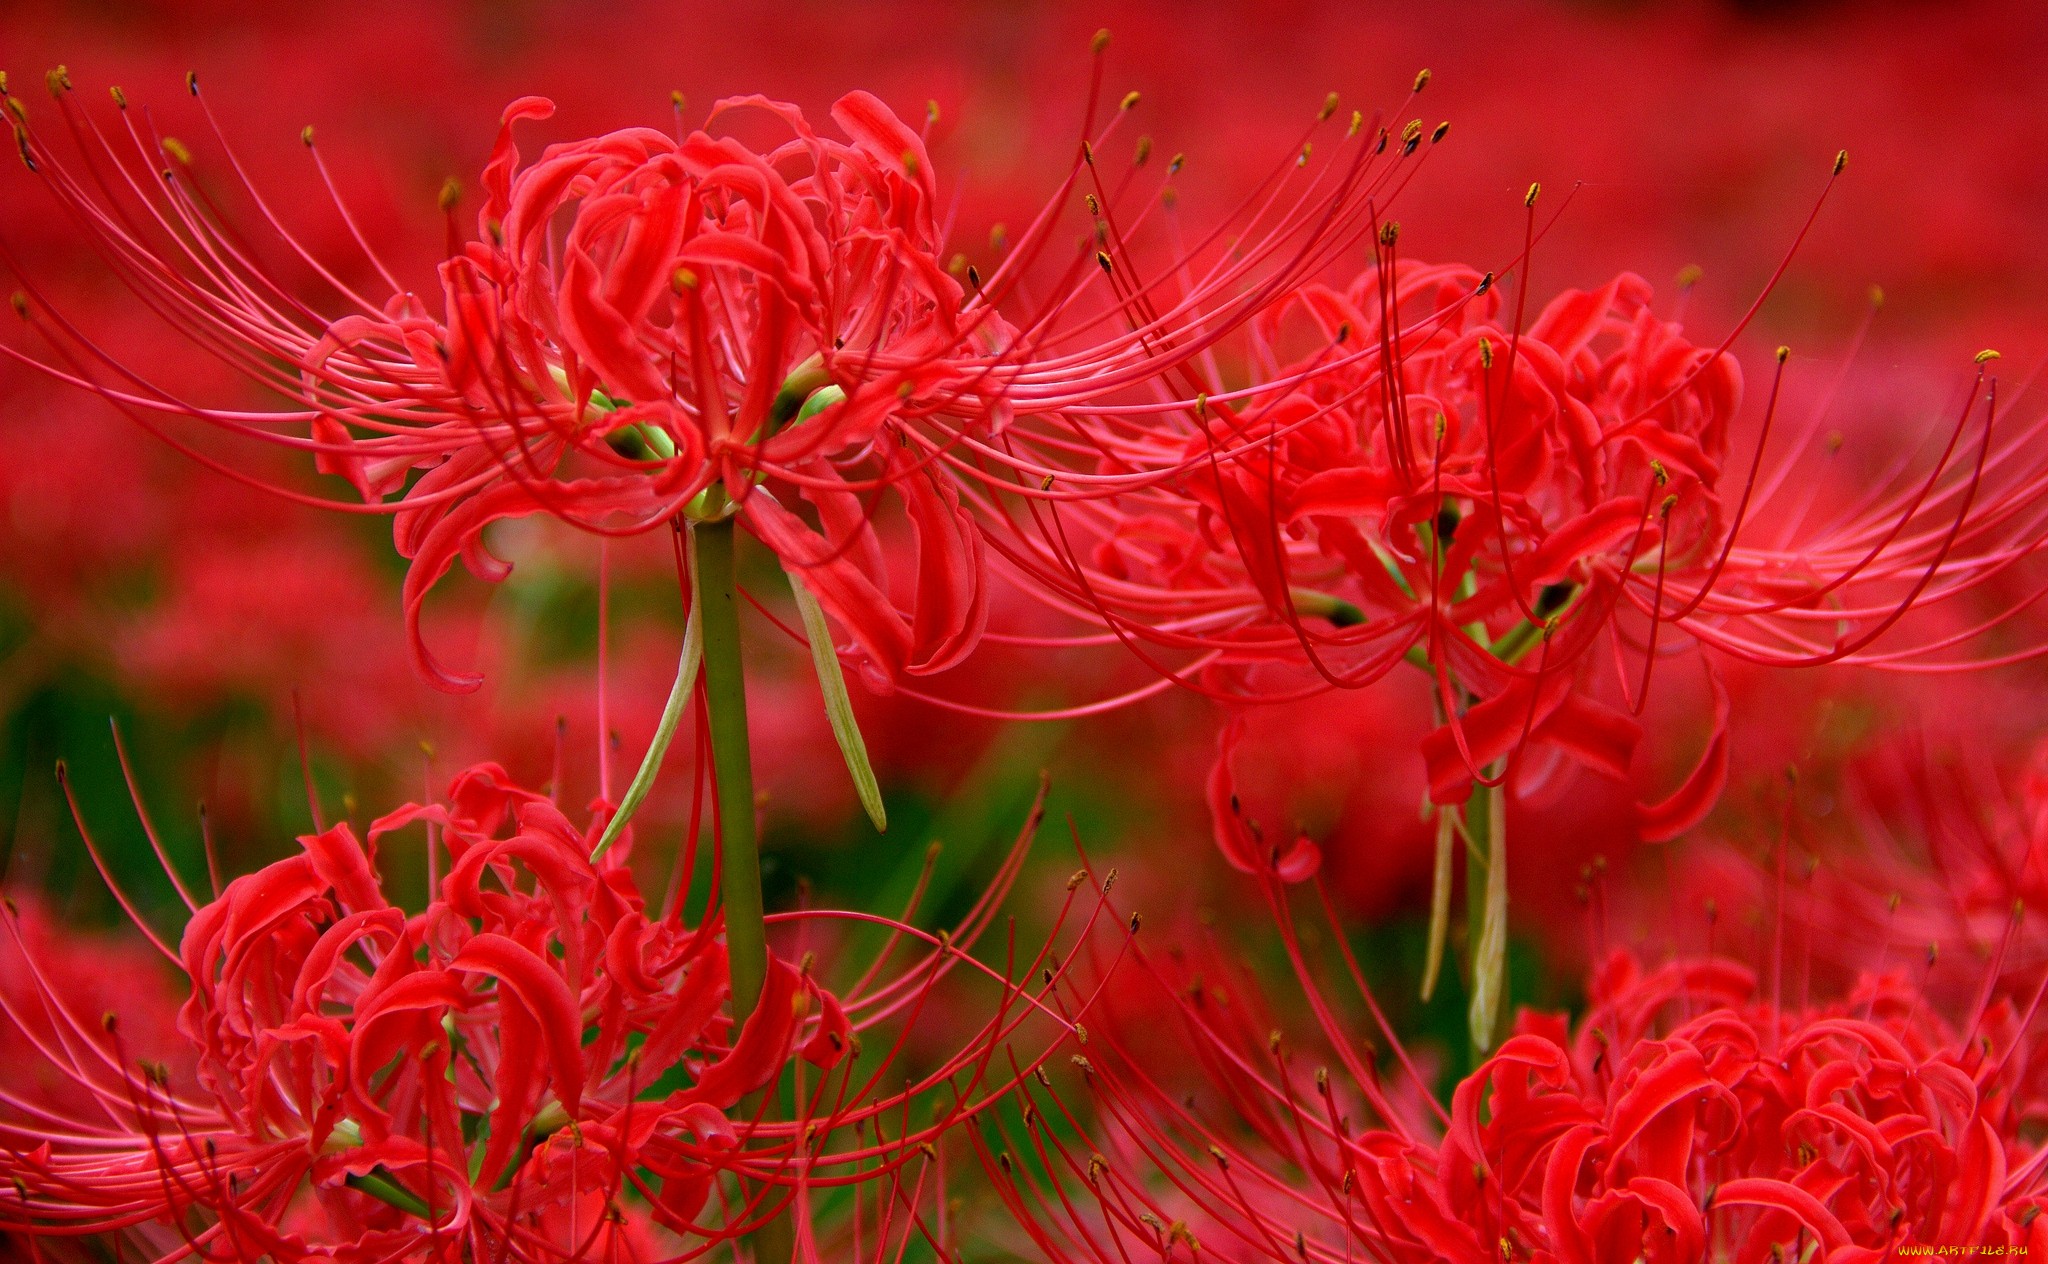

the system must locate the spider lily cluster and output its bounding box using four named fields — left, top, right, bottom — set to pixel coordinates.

left=1, top=30, right=2046, bottom=1262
